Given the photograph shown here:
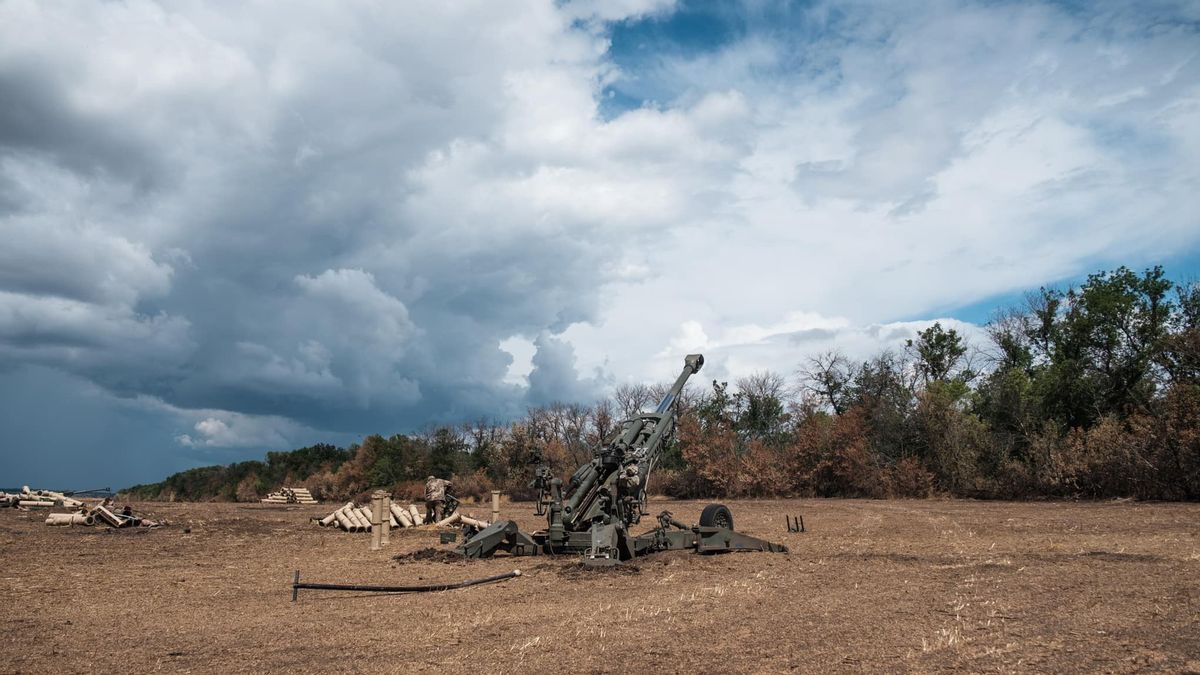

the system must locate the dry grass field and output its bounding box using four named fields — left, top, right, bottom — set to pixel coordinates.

left=1, top=498, right=1197, bottom=673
